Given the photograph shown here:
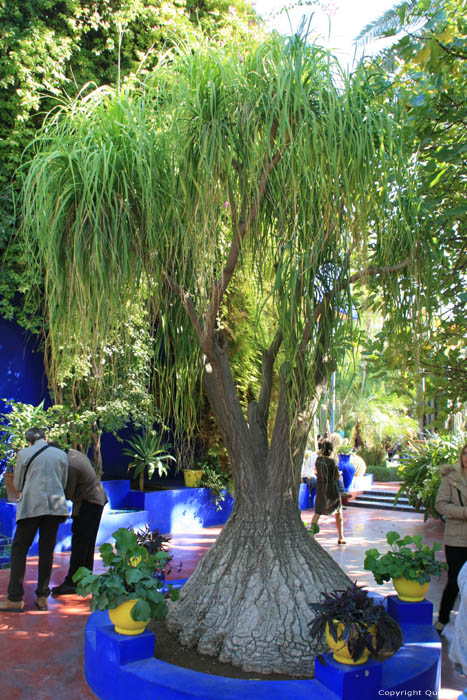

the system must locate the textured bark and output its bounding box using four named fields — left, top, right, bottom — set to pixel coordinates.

left=166, top=497, right=350, bottom=674
left=165, top=337, right=351, bottom=675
